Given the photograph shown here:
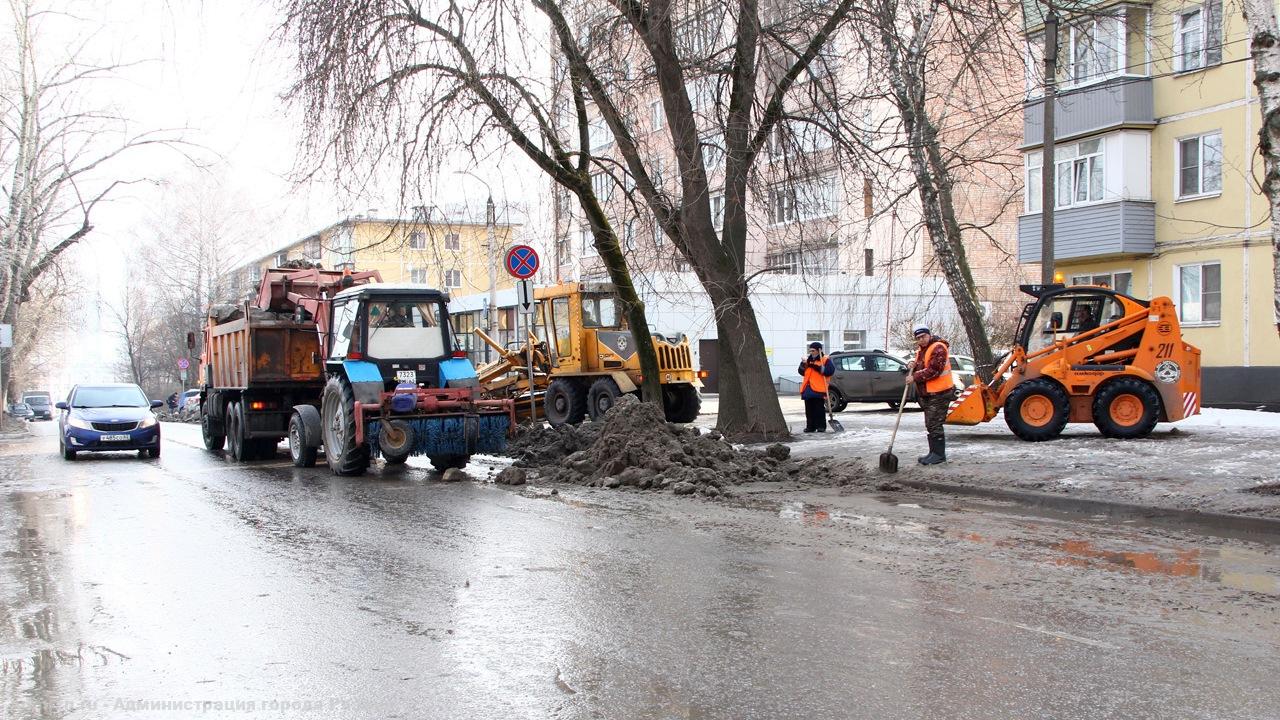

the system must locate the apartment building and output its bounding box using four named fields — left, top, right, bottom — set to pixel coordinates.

left=545, top=3, right=1030, bottom=382
left=1019, top=0, right=1280, bottom=406
left=233, top=211, right=520, bottom=303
